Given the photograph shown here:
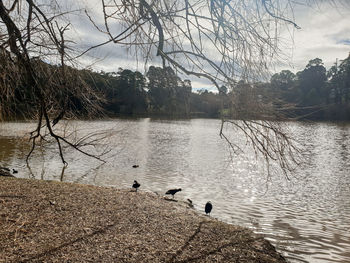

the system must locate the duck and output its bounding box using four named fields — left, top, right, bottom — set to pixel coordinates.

left=205, top=201, right=212, bottom=215
left=165, top=188, right=181, bottom=198
left=132, top=180, right=140, bottom=192
left=0, top=169, right=13, bottom=177
left=187, top=198, right=194, bottom=208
